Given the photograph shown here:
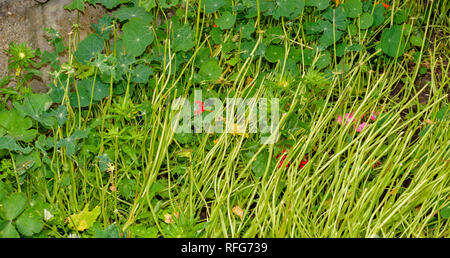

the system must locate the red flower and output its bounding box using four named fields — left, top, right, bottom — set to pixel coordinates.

left=382, top=2, right=390, bottom=9
left=213, top=24, right=218, bottom=28
left=276, top=150, right=288, bottom=168
left=276, top=150, right=308, bottom=169
left=299, top=158, right=308, bottom=169
left=194, top=100, right=205, bottom=115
